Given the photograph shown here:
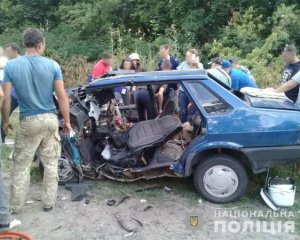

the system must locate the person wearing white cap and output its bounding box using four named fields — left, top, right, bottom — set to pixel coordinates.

left=129, top=53, right=144, bottom=72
